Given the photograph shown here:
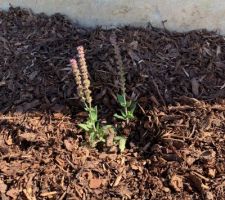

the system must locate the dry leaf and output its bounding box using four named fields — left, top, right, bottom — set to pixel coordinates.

left=89, top=179, right=106, bottom=189
left=0, top=180, right=7, bottom=193
left=208, top=168, right=216, bottom=178
left=64, top=139, right=74, bottom=152
left=5, top=135, right=13, bottom=146
left=119, top=186, right=132, bottom=198
left=186, top=156, right=196, bottom=166
left=113, top=174, right=122, bottom=187
left=6, top=188, right=20, bottom=199
left=170, top=174, right=183, bottom=192
left=191, top=78, right=199, bottom=96
left=18, top=133, right=37, bottom=142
